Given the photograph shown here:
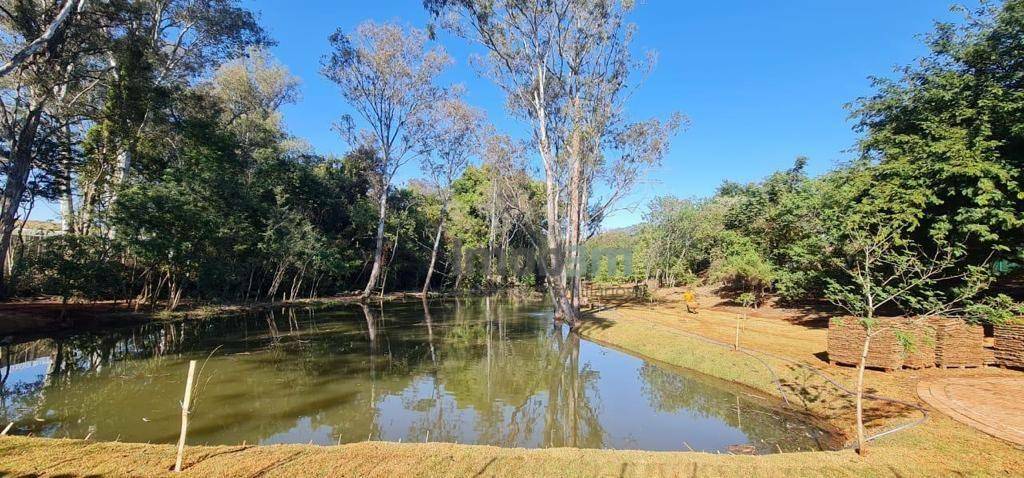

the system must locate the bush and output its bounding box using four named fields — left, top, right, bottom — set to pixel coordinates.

left=708, top=232, right=774, bottom=303
left=16, top=235, right=127, bottom=303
